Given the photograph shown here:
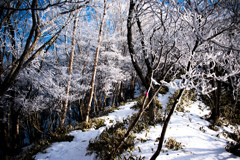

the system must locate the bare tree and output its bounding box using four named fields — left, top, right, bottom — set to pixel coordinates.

left=59, top=12, right=79, bottom=129
left=83, top=0, right=108, bottom=122
left=0, top=0, right=89, bottom=97
left=0, top=0, right=89, bottom=152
